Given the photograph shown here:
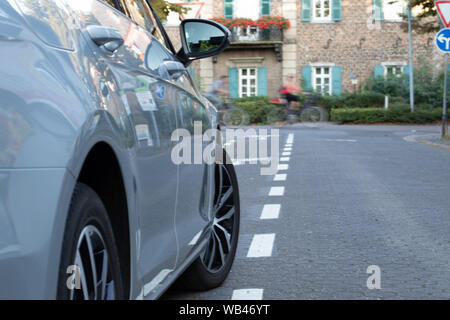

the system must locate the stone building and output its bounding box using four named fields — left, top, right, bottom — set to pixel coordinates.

left=165, top=0, right=442, bottom=97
